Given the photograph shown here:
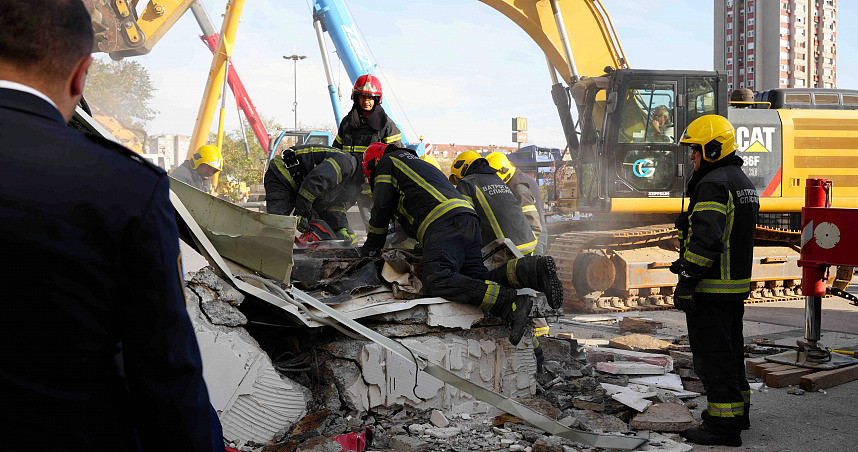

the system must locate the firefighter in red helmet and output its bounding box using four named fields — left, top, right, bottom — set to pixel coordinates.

left=334, top=74, right=402, bottom=155
left=334, top=74, right=403, bottom=228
